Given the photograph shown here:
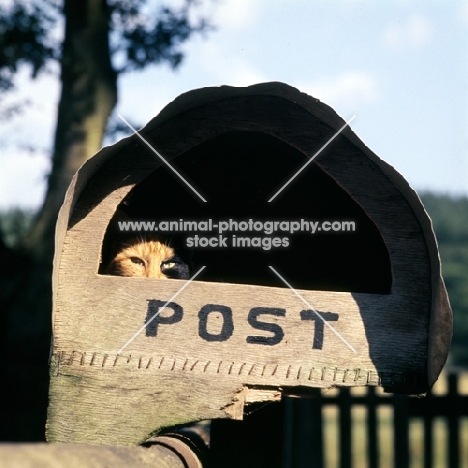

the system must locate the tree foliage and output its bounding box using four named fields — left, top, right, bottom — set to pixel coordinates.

left=420, top=193, right=468, bottom=369
left=1, top=0, right=211, bottom=264
left=109, top=0, right=209, bottom=71
left=0, top=208, right=35, bottom=248
left=0, top=0, right=209, bottom=92
left=0, top=1, right=58, bottom=91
